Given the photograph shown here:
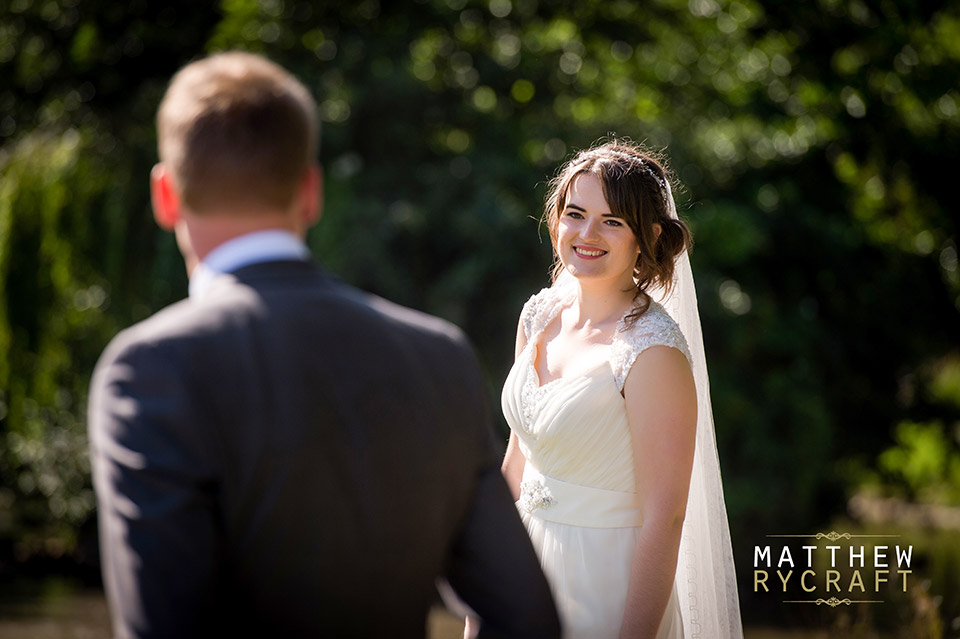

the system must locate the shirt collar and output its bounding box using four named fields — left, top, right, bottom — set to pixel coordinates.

left=188, top=229, right=310, bottom=299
